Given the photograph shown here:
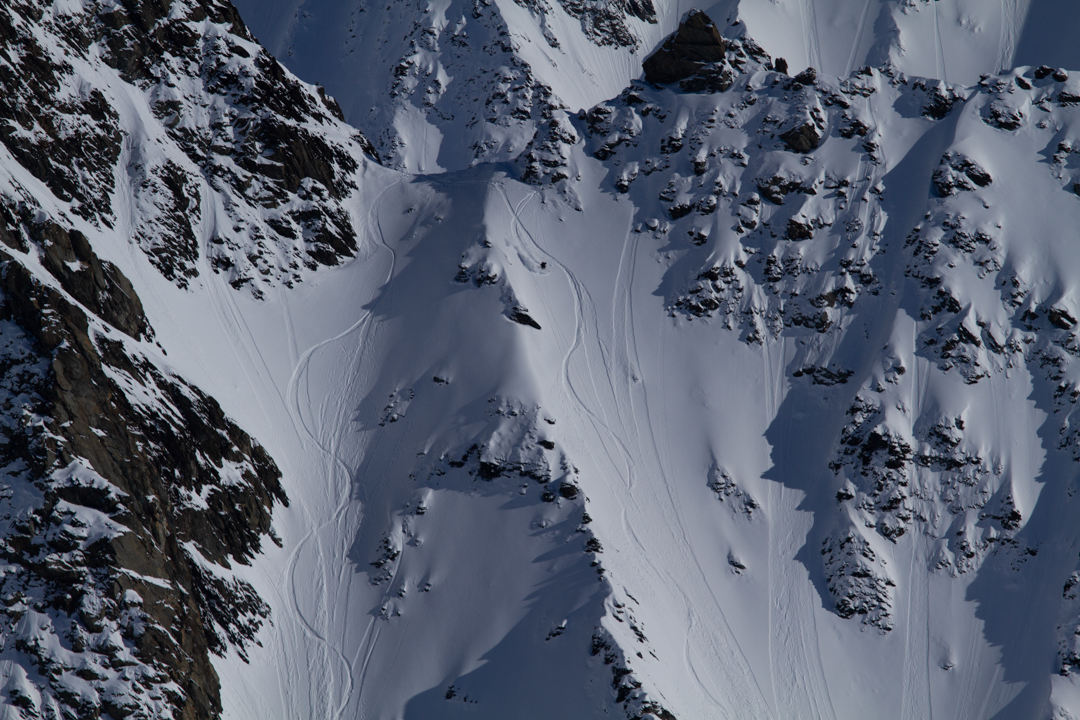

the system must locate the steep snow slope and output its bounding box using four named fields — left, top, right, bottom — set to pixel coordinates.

left=202, top=18, right=1080, bottom=720
left=207, top=54, right=1080, bottom=720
